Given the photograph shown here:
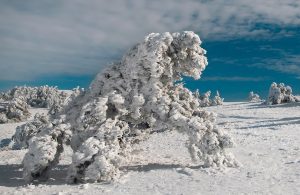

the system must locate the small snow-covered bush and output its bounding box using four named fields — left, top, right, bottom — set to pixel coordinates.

left=267, top=82, right=299, bottom=105
left=0, top=97, right=30, bottom=123
left=248, top=91, right=261, bottom=102
left=12, top=113, right=49, bottom=149
left=1, top=86, right=68, bottom=110
left=195, top=90, right=224, bottom=107
left=212, top=91, right=224, bottom=106
left=23, top=31, right=238, bottom=184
